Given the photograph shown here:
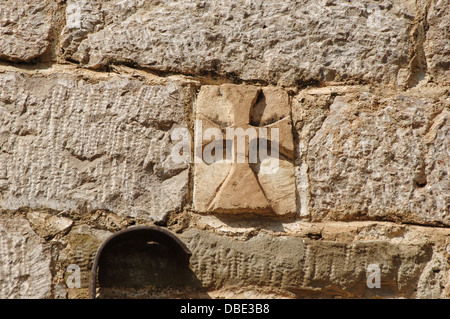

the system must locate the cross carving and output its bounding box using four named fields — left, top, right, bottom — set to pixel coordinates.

left=193, top=84, right=297, bottom=216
